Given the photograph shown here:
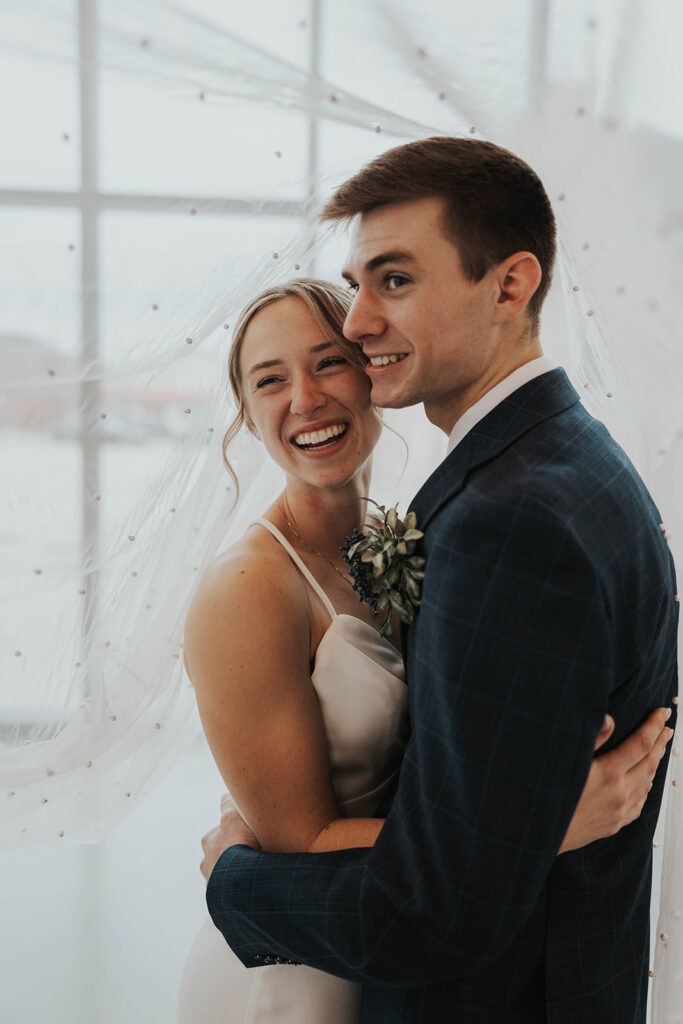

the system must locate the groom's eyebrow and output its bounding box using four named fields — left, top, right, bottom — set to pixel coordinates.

left=341, top=249, right=416, bottom=282
left=247, top=341, right=334, bottom=375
